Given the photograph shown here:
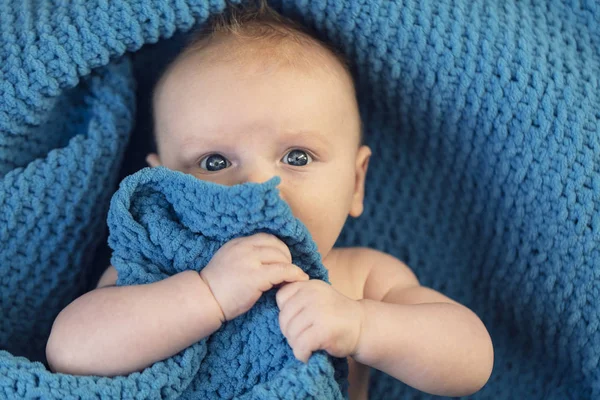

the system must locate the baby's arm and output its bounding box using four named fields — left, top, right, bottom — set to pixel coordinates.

left=46, top=233, right=307, bottom=377
left=351, top=248, right=494, bottom=397
left=46, top=268, right=225, bottom=376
